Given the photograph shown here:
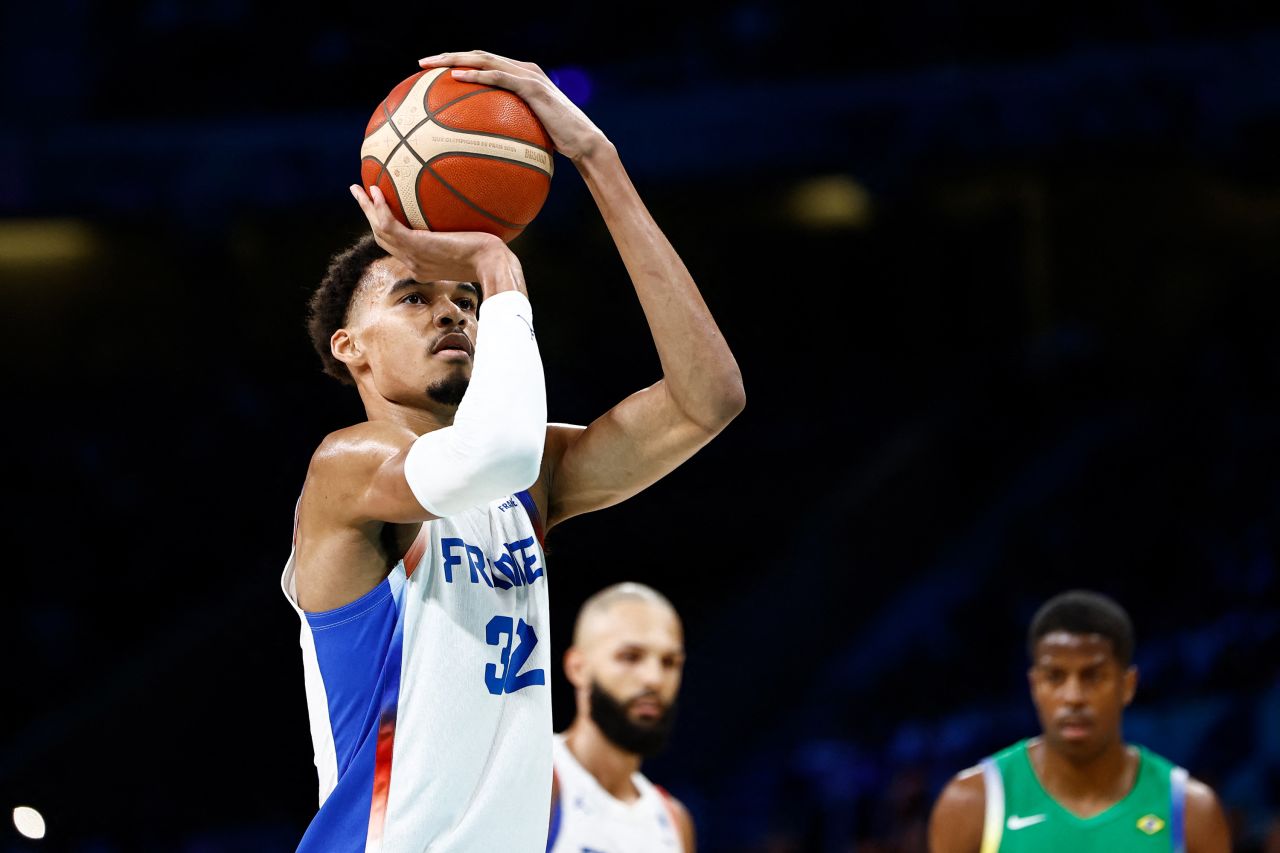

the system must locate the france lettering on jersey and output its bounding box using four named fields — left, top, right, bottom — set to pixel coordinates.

left=547, top=734, right=684, bottom=853
left=281, top=490, right=552, bottom=853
